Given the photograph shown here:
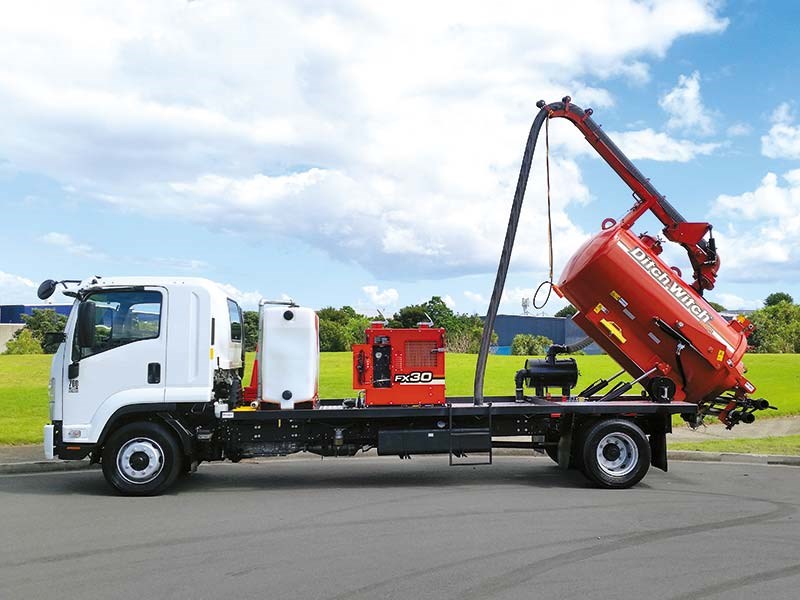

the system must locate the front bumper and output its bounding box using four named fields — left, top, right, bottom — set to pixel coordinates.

left=44, top=421, right=93, bottom=460
left=43, top=424, right=54, bottom=460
